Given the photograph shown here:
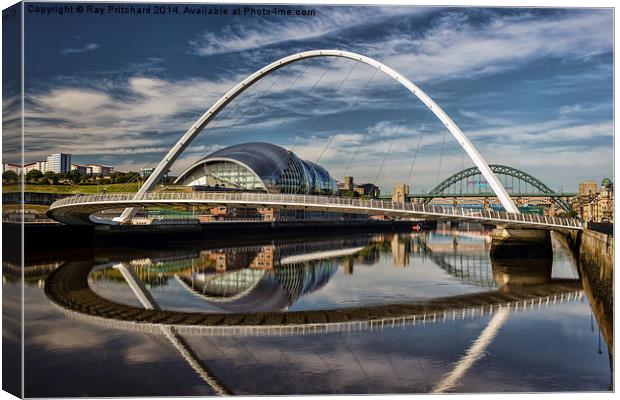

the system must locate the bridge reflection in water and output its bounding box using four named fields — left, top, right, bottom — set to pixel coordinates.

left=38, top=229, right=601, bottom=394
